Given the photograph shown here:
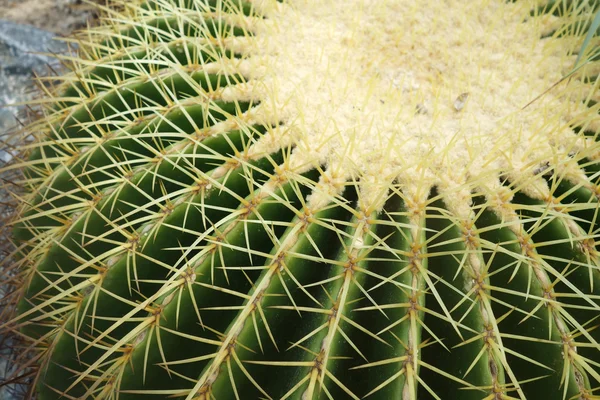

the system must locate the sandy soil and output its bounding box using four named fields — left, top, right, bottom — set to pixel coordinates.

left=0, top=0, right=98, bottom=35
